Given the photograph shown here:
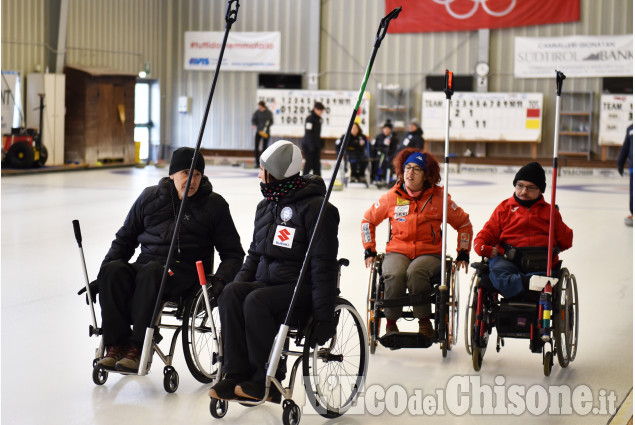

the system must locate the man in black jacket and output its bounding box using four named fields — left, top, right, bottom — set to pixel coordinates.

left=617, top=123, right=633, bottom=226
left=251, top=100, right=274, bottom=167
left=210, top=140, right=340, bottom=403
left=301, top=101, right=325, bottom=176
left=96, top=147, right=244, bottom=372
